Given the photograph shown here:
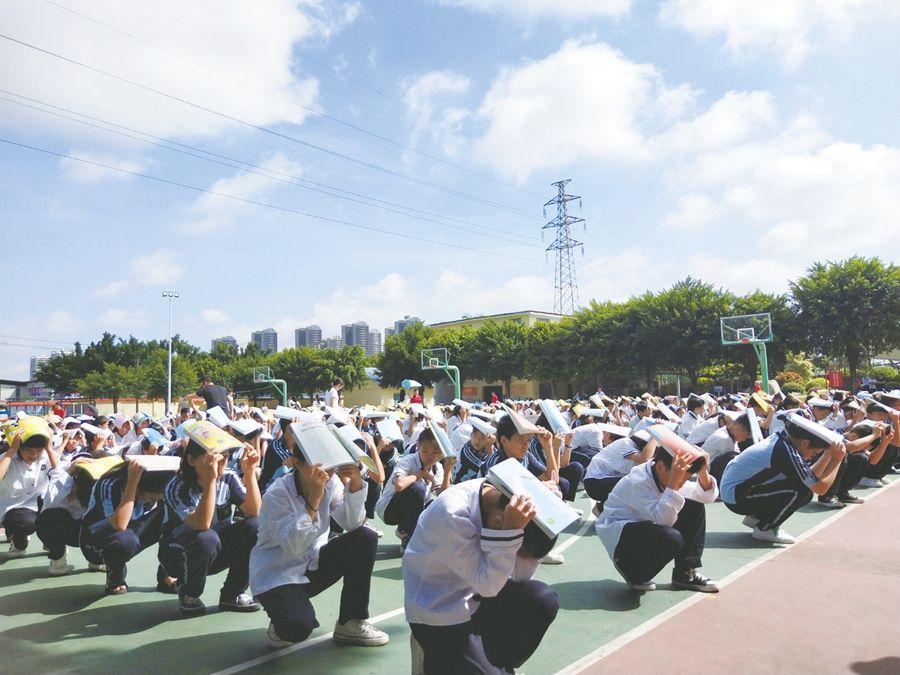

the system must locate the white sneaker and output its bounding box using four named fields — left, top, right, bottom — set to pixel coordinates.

left=742, top=515, right=759, bottom=529
left=3, top=542, right=27, bottom=559
left=858, top=477, right=882, bottom=488
left=877, top=479, right=888, bottom=487
left=267, top=621, right=293, bottom=648
left=332, top=619, right=390, bottom=646
left=752, top=526, right=795, bottom=545
left=48, top=555, right=73, bottom=576
left=410, top=634, right=426, bottom=675
left=591, top=502, right=602, bottom=518
left=540, top=550, right=565, bottom=565
left=363, top=522, right=384, bottom=538
left=88, top=563, right=107, bottom=572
